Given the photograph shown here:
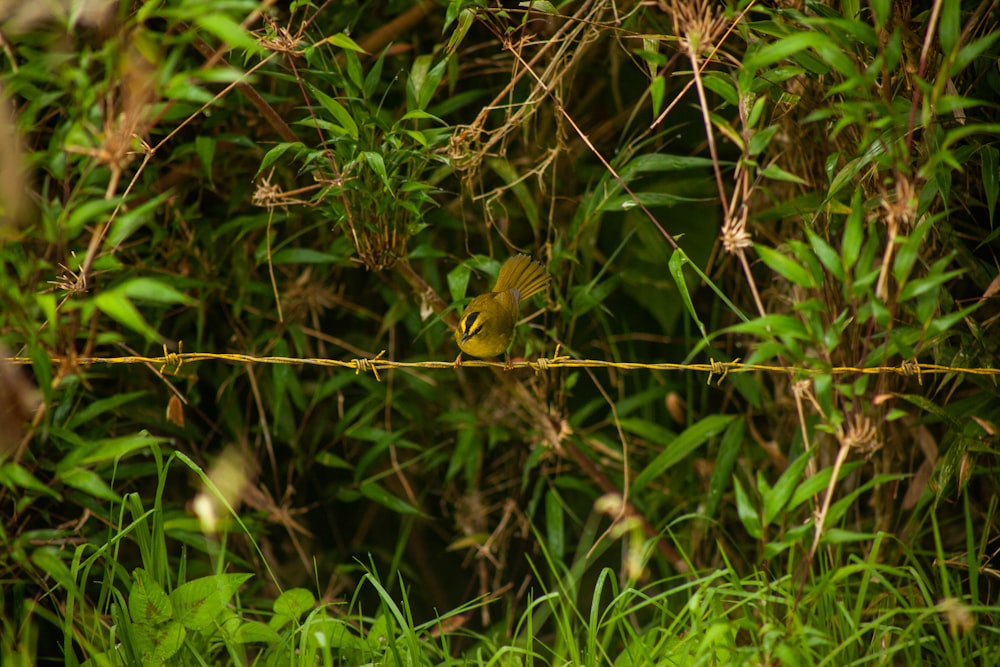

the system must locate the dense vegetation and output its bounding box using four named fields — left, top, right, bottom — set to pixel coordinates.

left=1, top=0, right=999, bottom=664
